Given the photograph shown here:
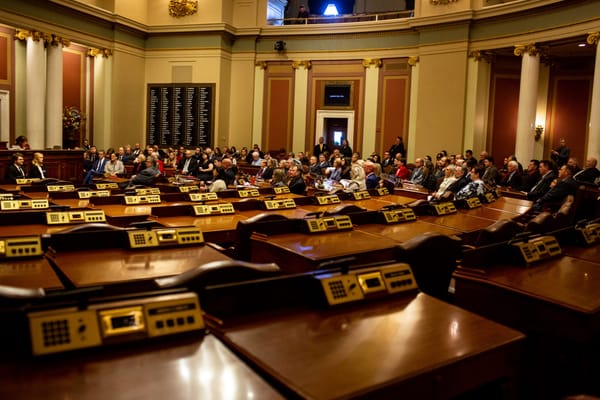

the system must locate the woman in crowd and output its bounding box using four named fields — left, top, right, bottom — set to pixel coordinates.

left=29, top=152, right=47, bottom=179
left=104, top=152, right=125, bottom=176
left=197, top=151, right=215, bottom=182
